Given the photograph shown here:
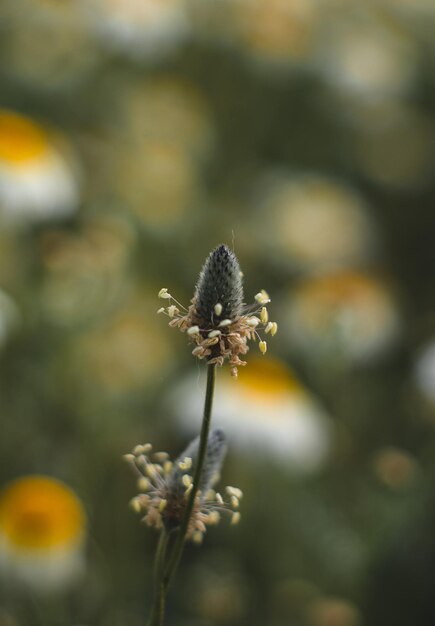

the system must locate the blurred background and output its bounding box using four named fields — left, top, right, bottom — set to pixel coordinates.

left=0, top=0, right=434, bottom=624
